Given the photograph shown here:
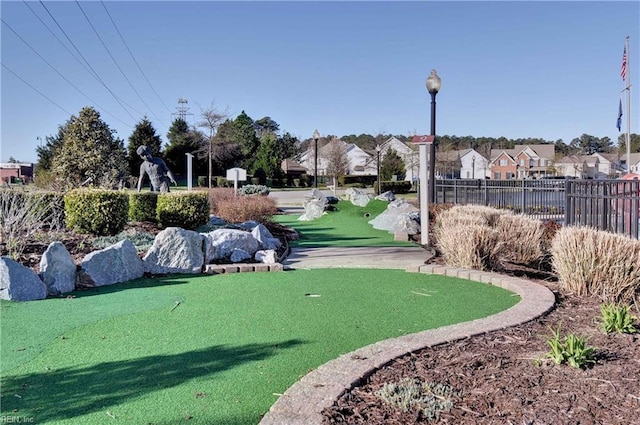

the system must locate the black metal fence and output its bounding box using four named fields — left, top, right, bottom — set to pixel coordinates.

left=434, top=179, right=640, bottom=239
